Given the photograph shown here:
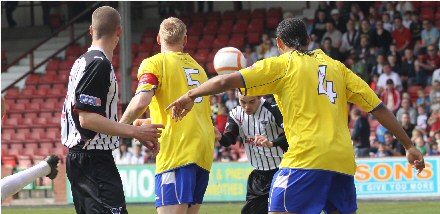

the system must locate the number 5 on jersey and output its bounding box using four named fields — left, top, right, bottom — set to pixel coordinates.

left=184, top=68, right=203, bottom=103
left=317, top=65, right=337, bottom=104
